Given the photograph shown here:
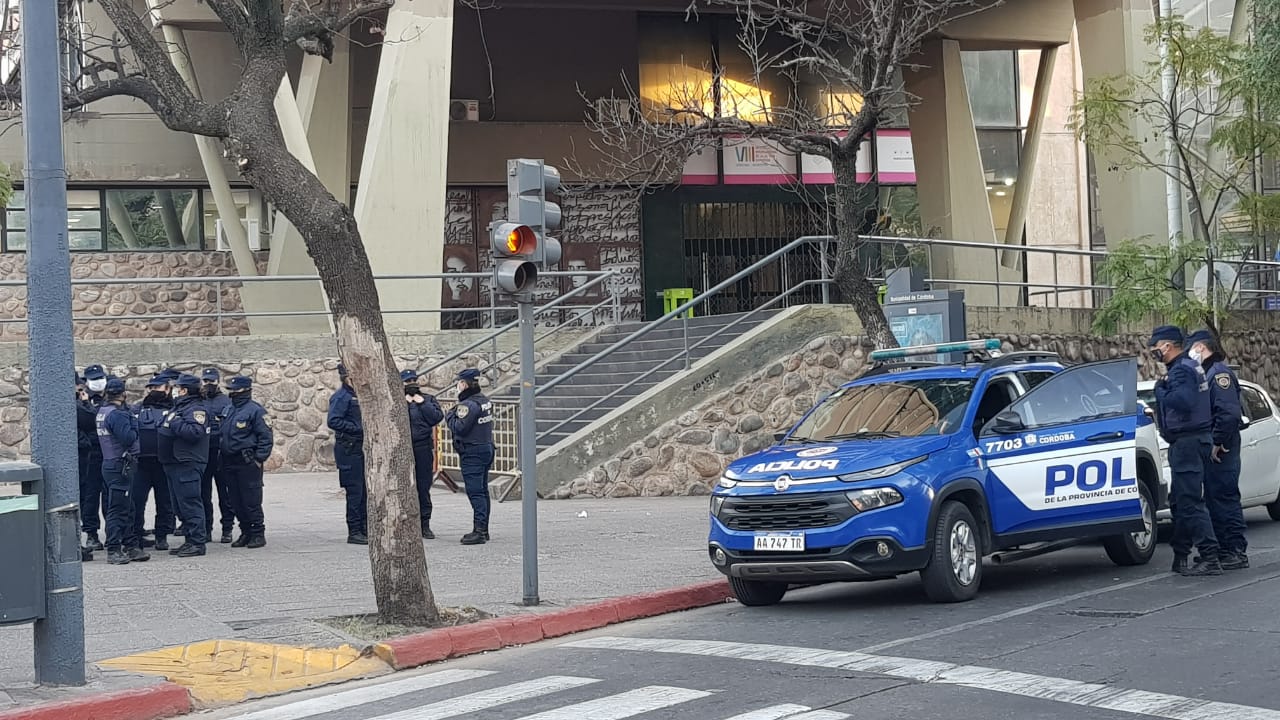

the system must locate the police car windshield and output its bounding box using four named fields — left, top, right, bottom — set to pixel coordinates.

left=789, top=378, right=976, bottom=441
